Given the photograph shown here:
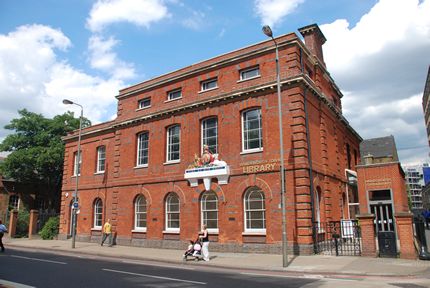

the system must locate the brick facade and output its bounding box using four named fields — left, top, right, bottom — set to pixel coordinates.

left=59, top=24, right=361, bottom=254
